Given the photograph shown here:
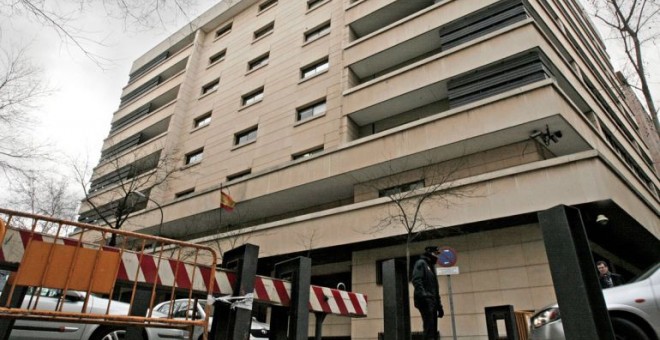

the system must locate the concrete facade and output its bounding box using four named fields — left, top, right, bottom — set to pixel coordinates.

left=80, top=0, right=659, bottom=338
